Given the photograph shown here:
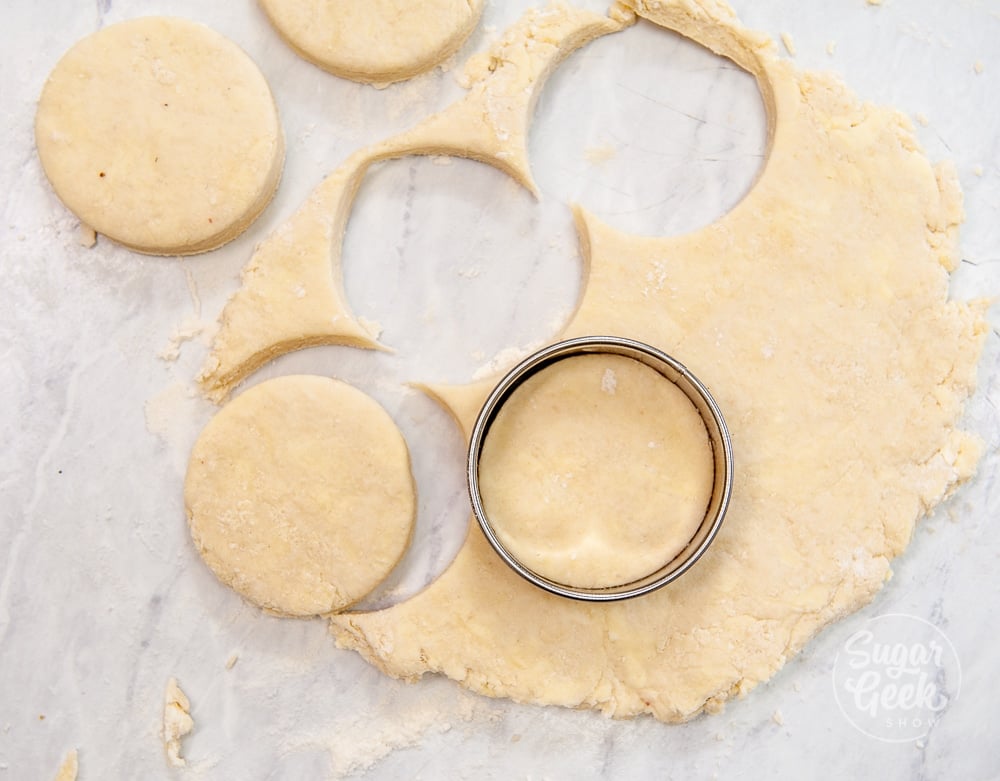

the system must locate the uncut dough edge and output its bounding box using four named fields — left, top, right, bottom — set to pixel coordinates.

left=328, top=0, right=987, bottom=723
